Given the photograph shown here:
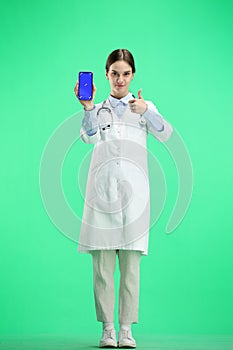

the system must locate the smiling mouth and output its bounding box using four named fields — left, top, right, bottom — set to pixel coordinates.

left=116, top=85, right=124, bottom=87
